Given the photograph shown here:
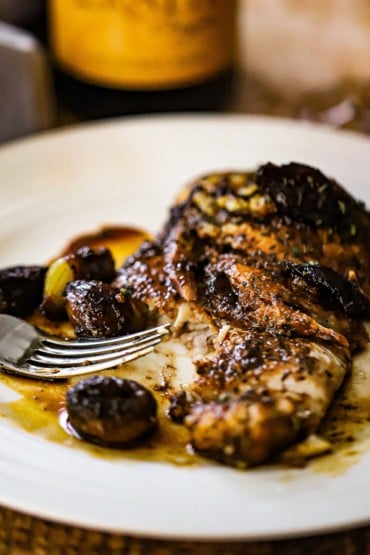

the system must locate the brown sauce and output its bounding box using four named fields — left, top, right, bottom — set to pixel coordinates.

left=60, top=225, right=149, bottom=268
left=0, top=226, right=369, bottom=474
left=0, top=340, right=199, bottom=466
left=310, top=347, right=370, bottom=475
left=0, top=226, right=200, bottom=466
